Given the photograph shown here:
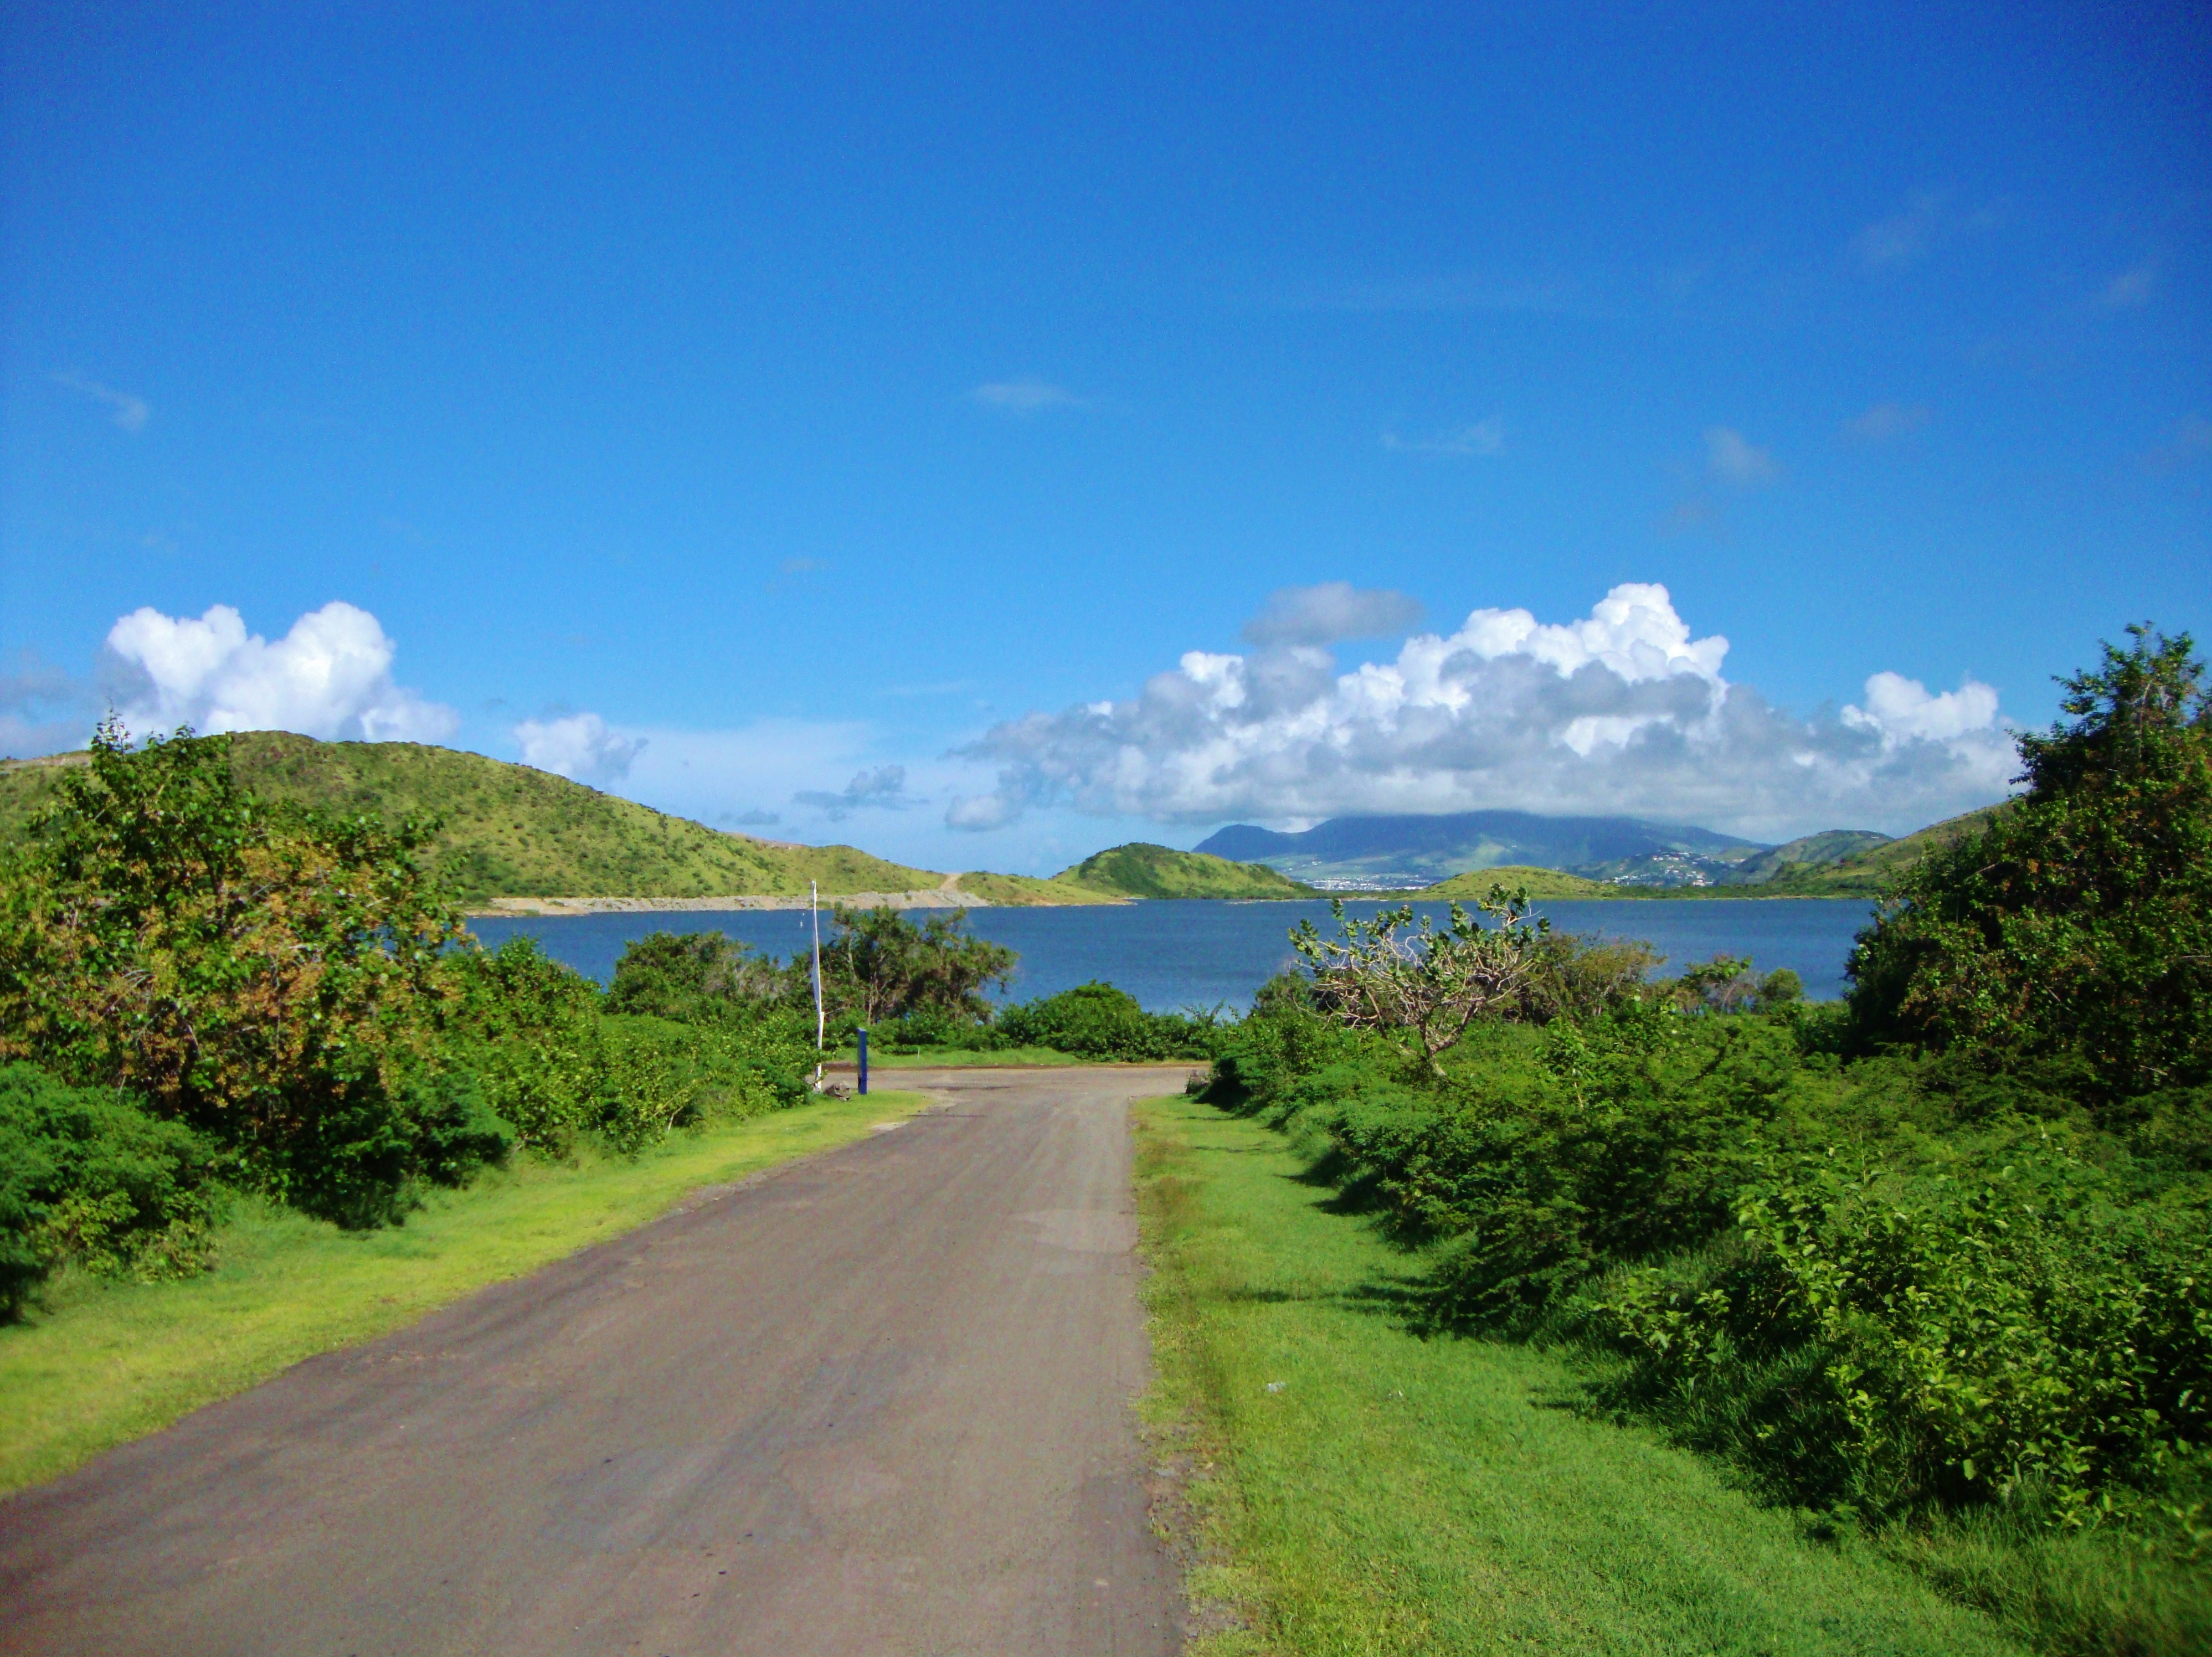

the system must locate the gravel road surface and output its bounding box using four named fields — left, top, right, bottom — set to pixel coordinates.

left=0, top=1065, right=1194, bottom=1656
